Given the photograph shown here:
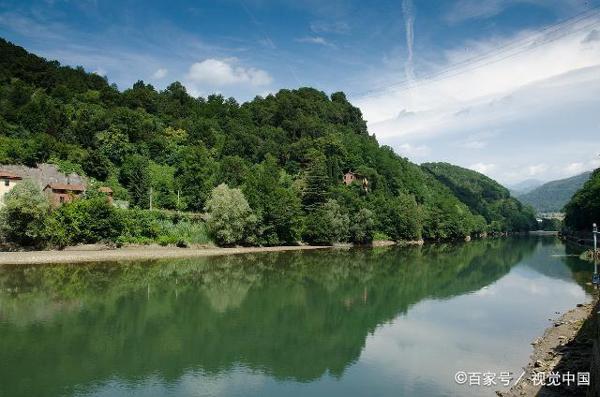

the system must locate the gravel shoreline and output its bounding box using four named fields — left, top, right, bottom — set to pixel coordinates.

left=501, top=294, right=598, bottom=397
left=0, top=244, right=333, bottom=265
